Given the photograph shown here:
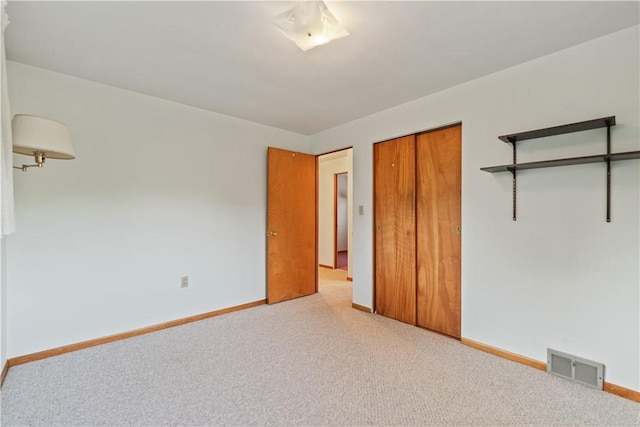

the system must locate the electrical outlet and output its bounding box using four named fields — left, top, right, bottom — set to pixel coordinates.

left=181, top=276, right=189, bottom=288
